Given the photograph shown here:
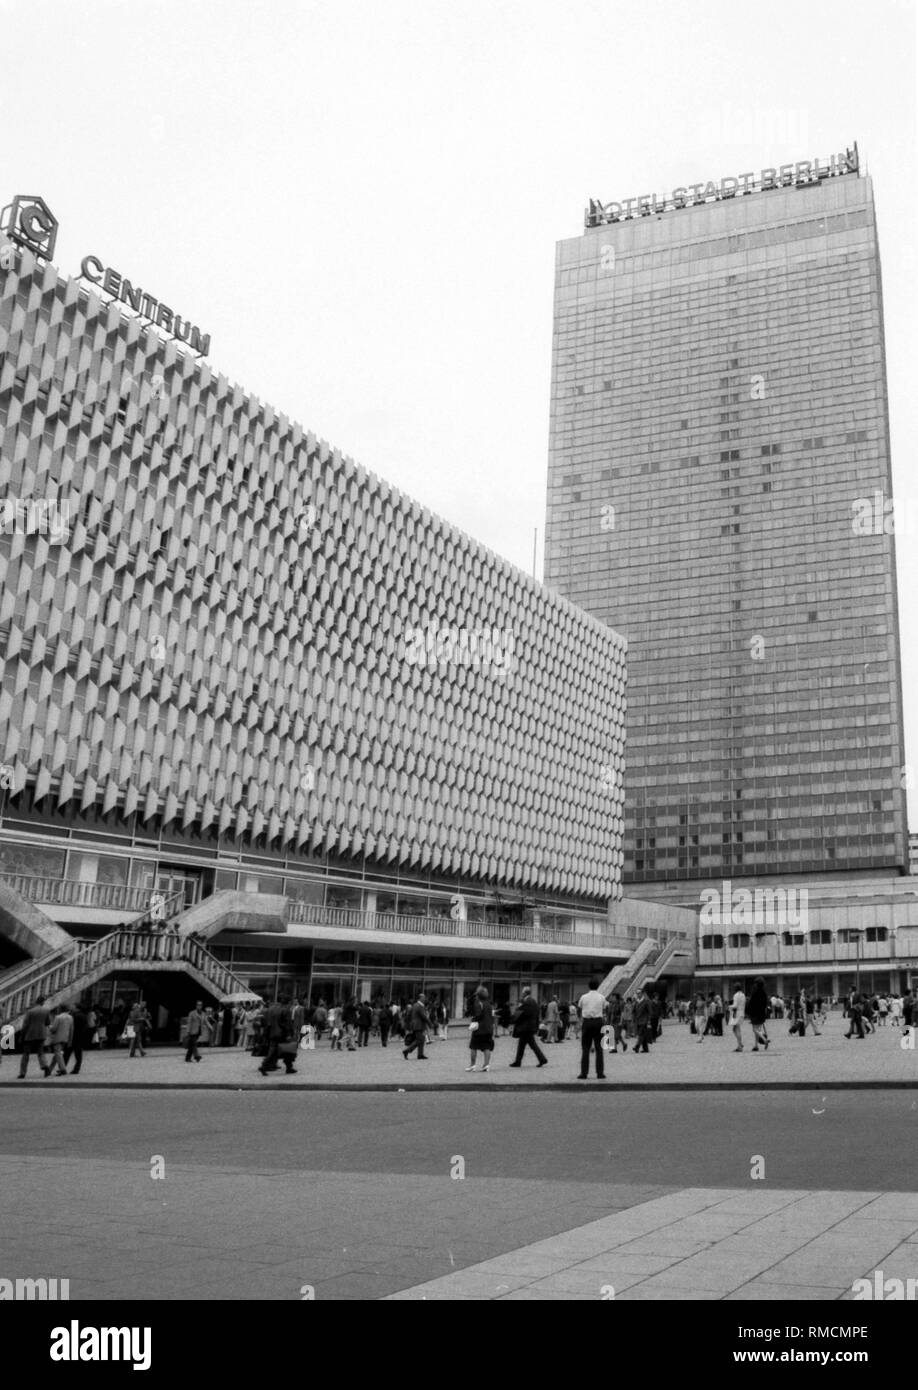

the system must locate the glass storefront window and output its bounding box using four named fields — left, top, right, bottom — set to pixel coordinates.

left=239, top=873, right=284, bottom=894
left=67, top=852, right=129, bottom=885
left=0, top=843, right=66, bottom=877
left=284, top=878, right=324, bottom=904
